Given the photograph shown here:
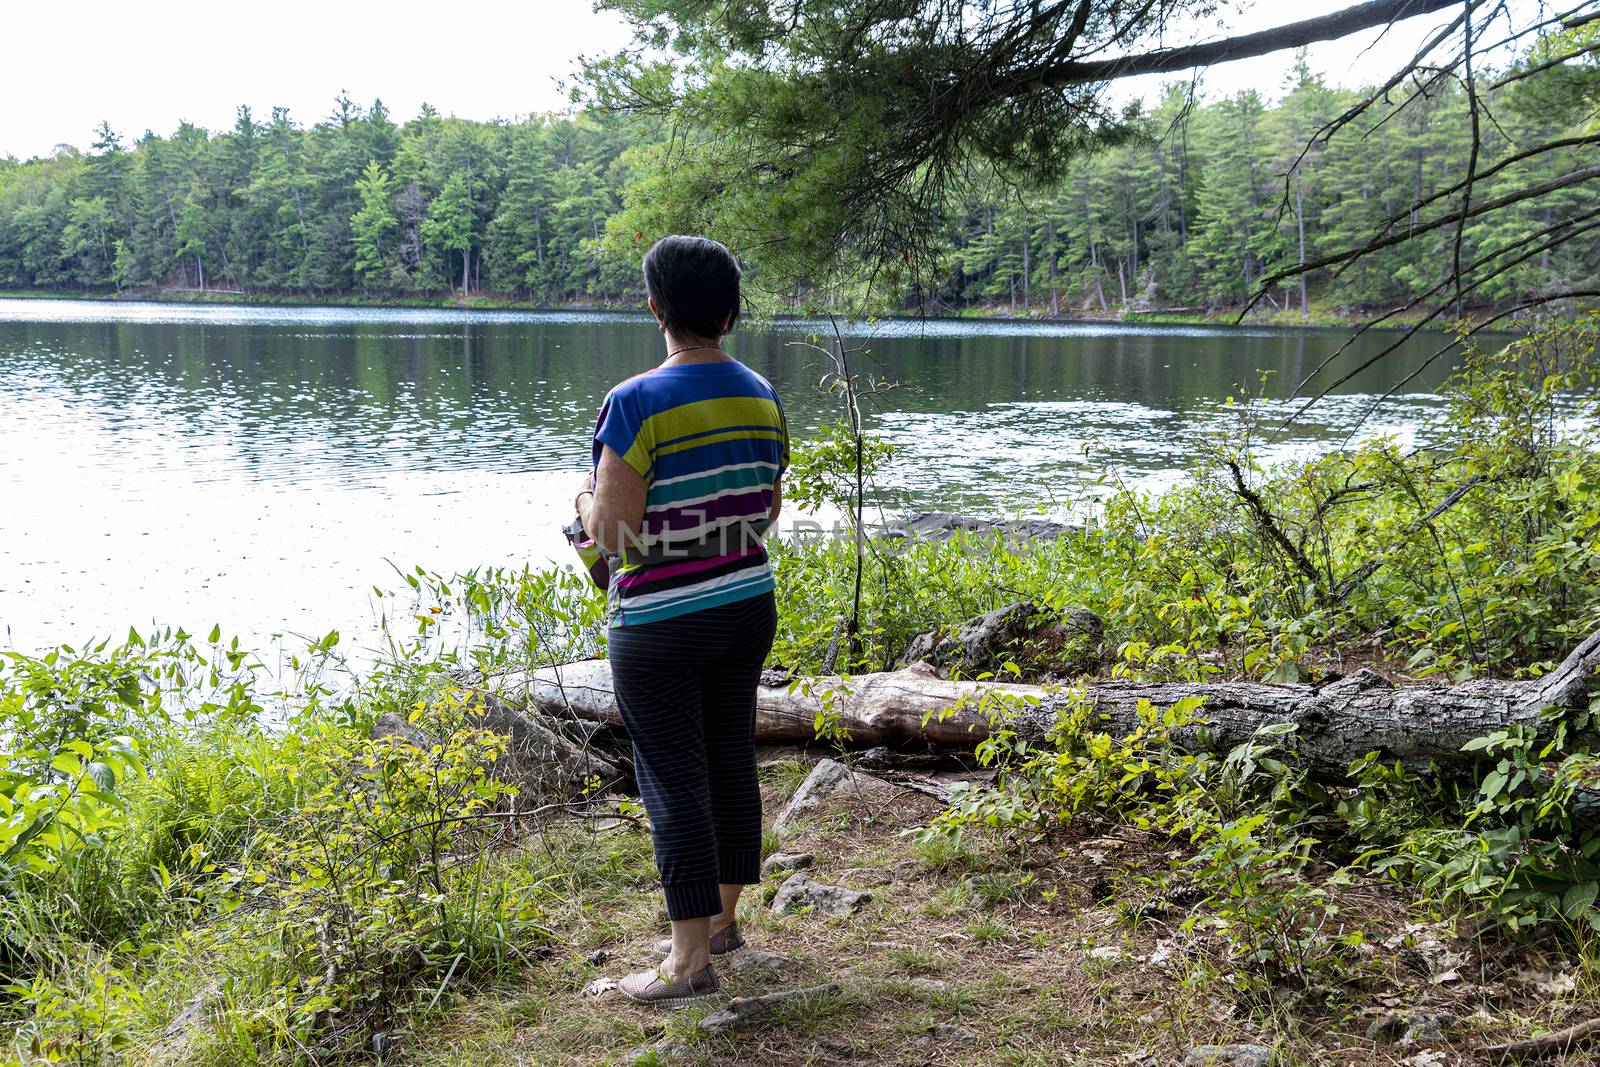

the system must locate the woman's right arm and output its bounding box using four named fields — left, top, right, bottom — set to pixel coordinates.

left=581, top=444, right=648, bottom=555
